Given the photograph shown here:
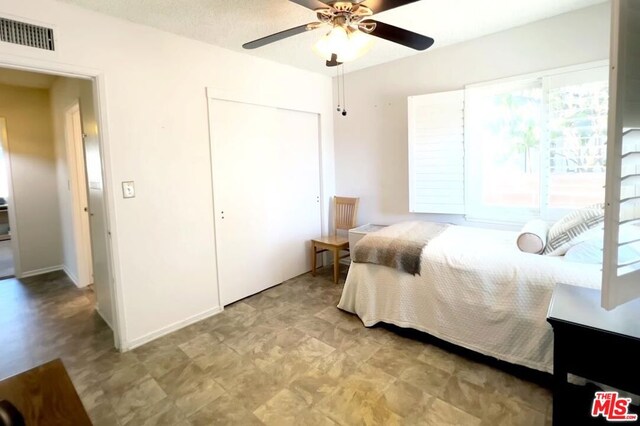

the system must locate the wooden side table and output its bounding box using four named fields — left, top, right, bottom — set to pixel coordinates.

left=547, top=283, right=640, bottom=425
left=0, top=359, right=91, bottom=425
